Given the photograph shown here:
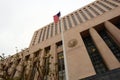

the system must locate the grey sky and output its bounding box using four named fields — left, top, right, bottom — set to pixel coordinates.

left=0, top=0, right=95, bottom=56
